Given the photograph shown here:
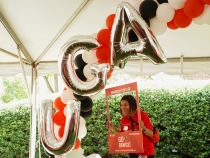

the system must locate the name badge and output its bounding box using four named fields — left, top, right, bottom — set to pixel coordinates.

left=123, top=126, right=128, bottom=131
